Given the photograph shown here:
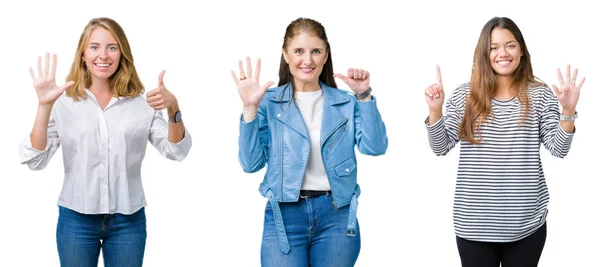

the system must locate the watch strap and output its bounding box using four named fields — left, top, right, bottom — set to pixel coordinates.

left=355, top=87, right=372, bottom=100
left=560, top=111, right=577, bottom=121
